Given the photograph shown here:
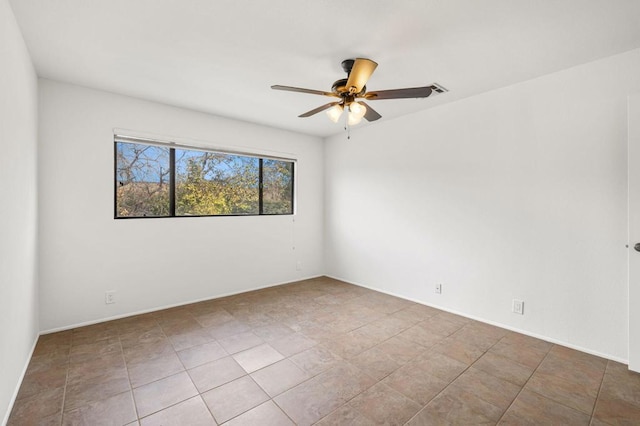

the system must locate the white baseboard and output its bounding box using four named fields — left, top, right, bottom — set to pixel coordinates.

left=40, top=275, right=324, bottom=335
left=2, top=335, right=38, bottom=426
left=325, top=274, right=628, bottom=365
